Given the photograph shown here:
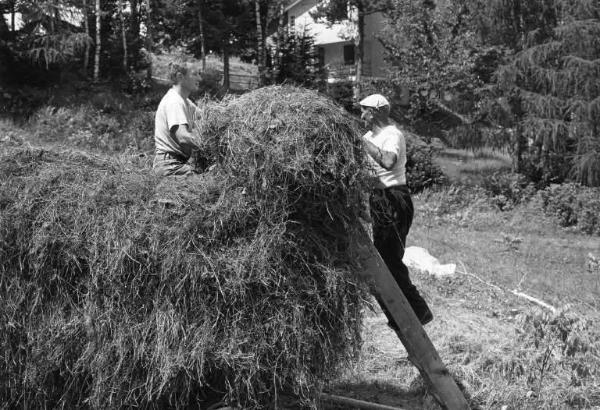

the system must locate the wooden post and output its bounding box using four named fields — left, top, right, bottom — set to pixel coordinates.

left=353, top=226, right=469, bottom=410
